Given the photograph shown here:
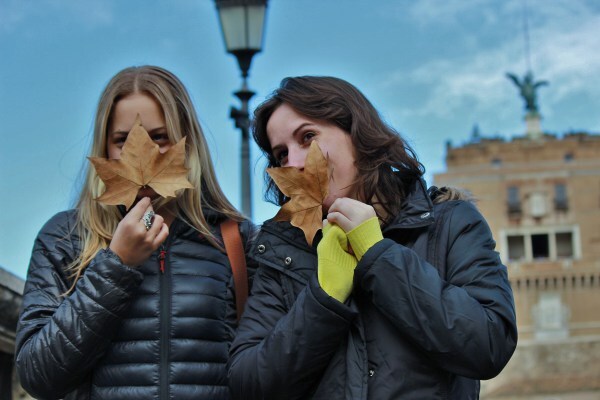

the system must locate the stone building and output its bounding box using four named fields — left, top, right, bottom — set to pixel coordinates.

left=0, top=267, right=32, bottom=400
left=434, top=129, right=600, bottom=399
